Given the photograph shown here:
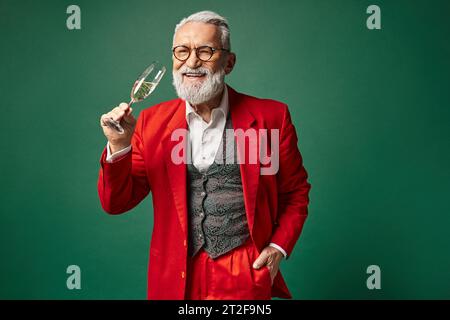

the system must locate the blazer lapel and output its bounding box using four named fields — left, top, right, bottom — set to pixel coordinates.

left=162, top=99, right=188, bottom=238
left=228, top=85, right=260, bottom=236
